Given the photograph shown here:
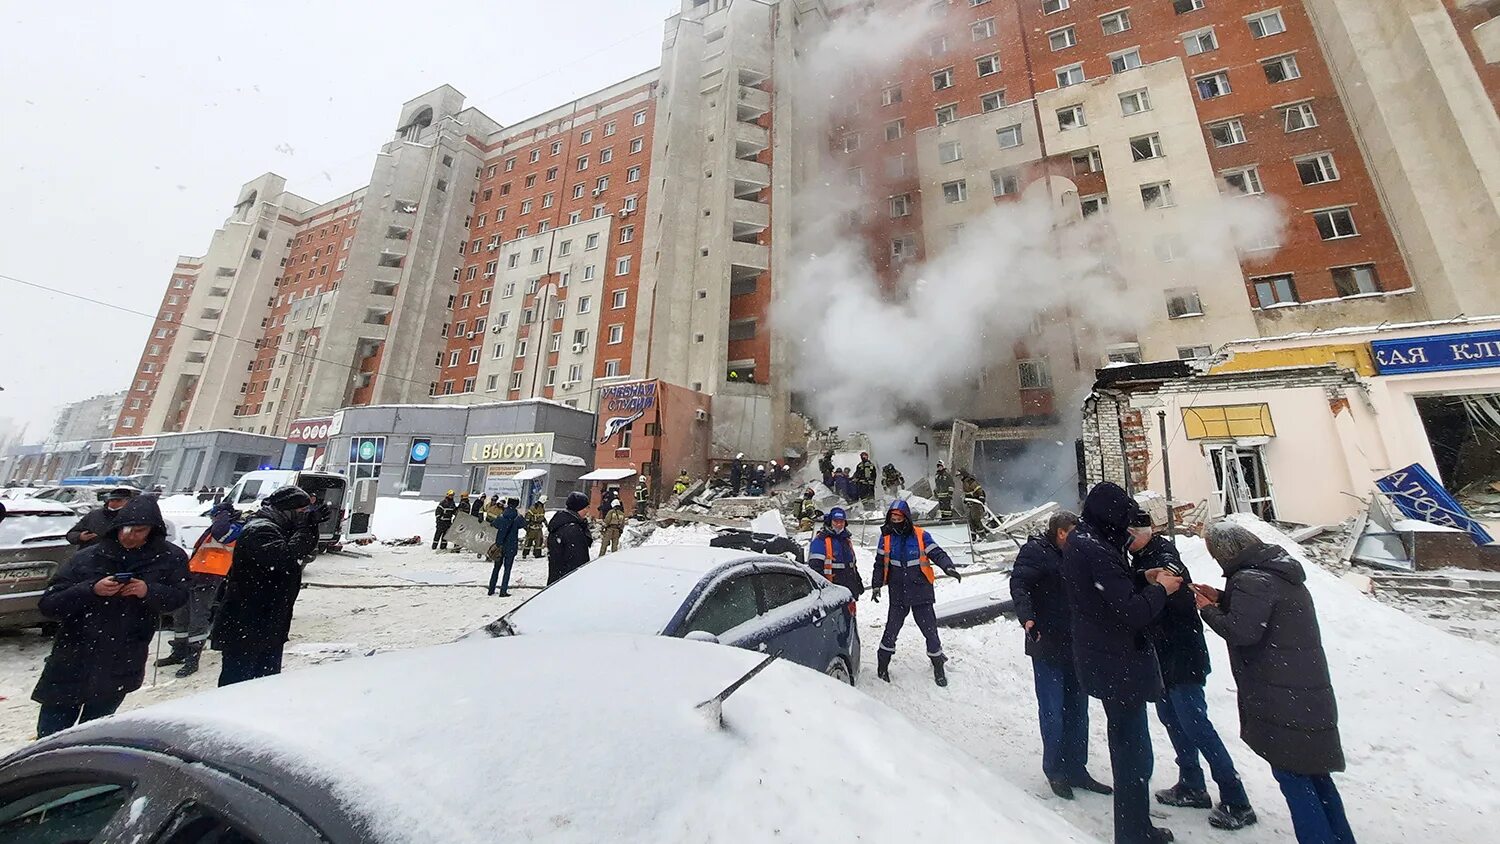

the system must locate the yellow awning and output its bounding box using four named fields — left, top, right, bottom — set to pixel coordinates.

left=1182, top=404, right=1276, bottom=440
